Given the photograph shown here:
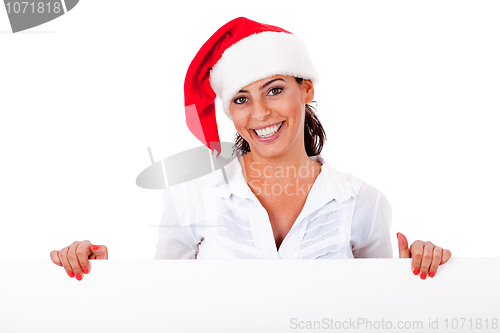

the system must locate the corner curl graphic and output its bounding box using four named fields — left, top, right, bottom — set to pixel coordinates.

left=136, top=144, right=240, bottom=189
left=3, top=0, right=79, bottom=33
